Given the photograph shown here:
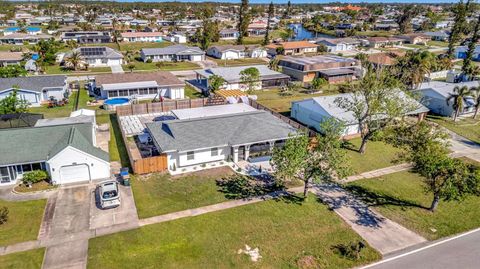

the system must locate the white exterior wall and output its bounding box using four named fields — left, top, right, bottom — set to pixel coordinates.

left=0, top=89, right=41, bottom=106
left=167, top=146, right=230, bottom=170
left=47, top=146, right=110, bottom=185
left=250, top=49, right=267, bottom=58
left=222, top=50, right=242, bottom=60
left=125, top=36, right=162, bottom=42
left=168, top=87, right=185, bottom=99
left=190, top=55, right=203, bottom=61
left=87, top=58, right=123, bottom=67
